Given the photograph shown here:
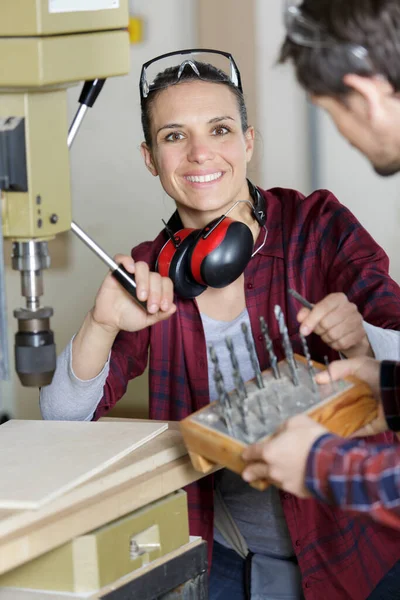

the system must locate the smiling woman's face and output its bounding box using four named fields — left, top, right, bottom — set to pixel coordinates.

left=140, top=80, right=255, bottom=225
